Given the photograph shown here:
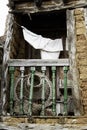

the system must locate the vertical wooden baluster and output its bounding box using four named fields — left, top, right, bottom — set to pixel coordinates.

left=41, top=66, right=46, bottom=116
left=63, top=66, right=68, bottom=116
left=51, top=66, right=56, bottom=116
left=28, top=67, right=35, bottom=116
left=20, top=67, right=25, bottom=115
left=9, top=66, right=15, bottom=115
